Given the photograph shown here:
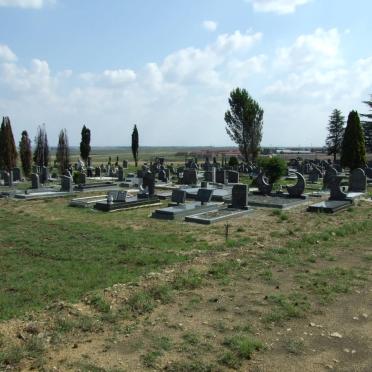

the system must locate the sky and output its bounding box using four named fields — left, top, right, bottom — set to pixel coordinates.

left=0, top=0, right=371, bottom=147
